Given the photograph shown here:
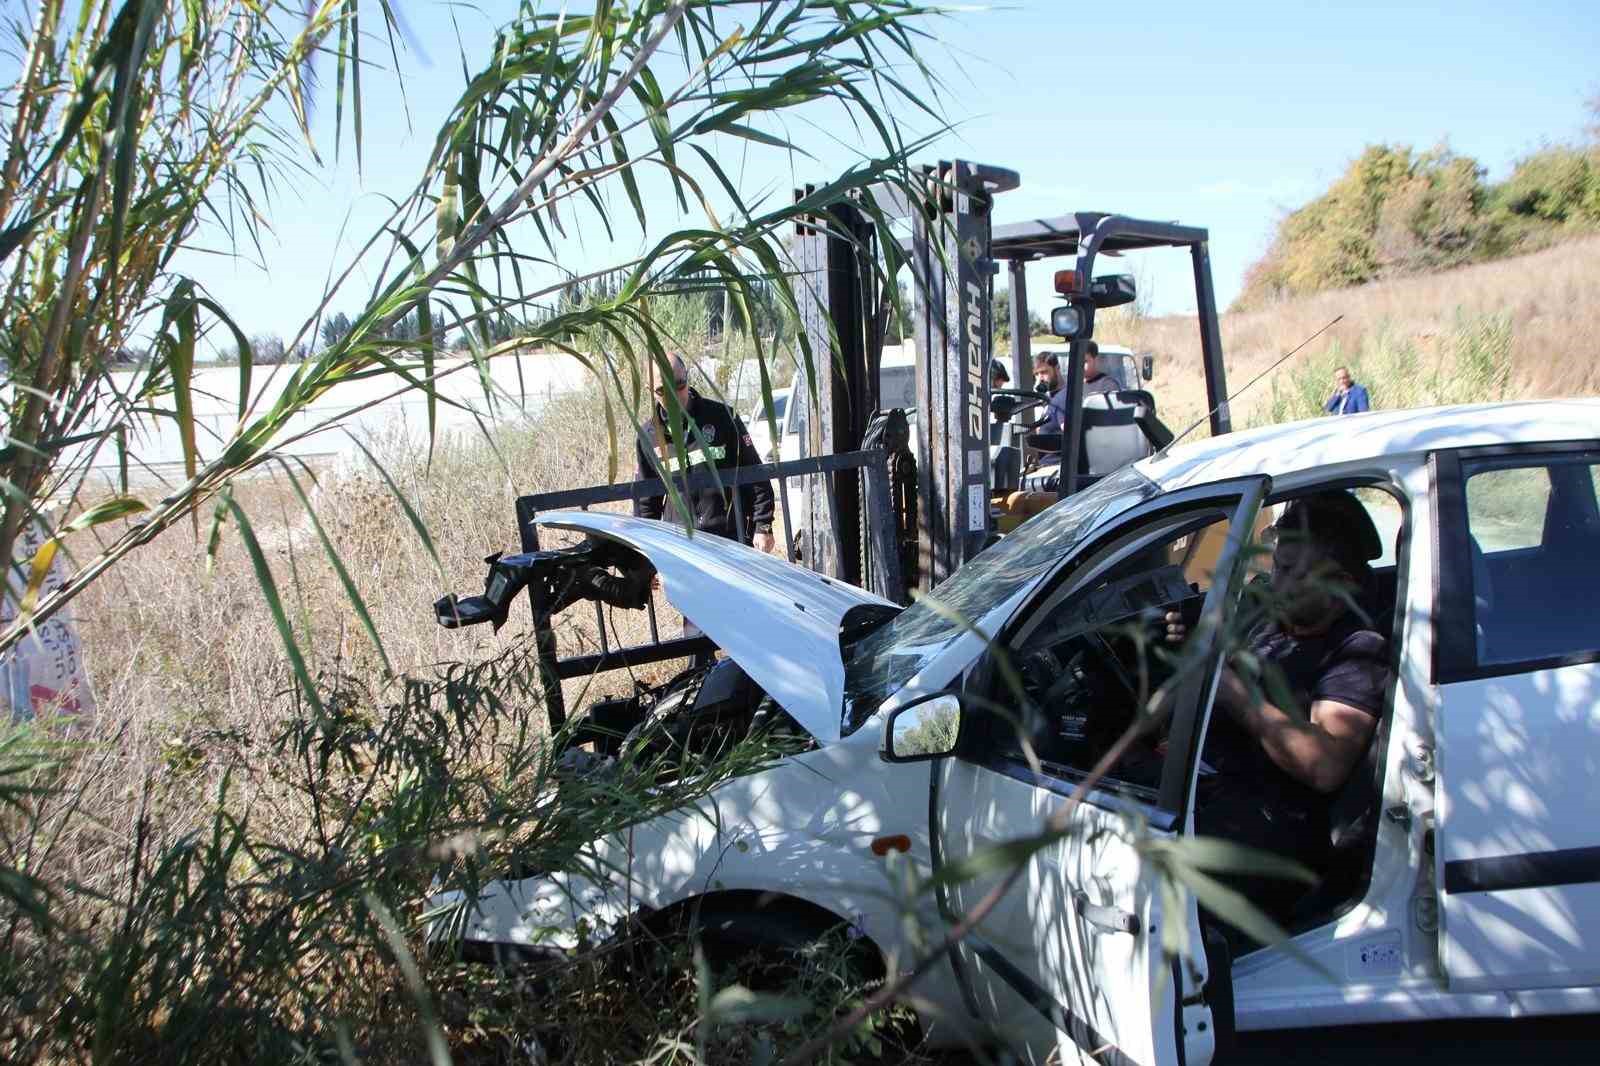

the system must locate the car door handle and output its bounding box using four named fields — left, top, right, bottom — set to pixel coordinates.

left=1074, top=890, right=1140, bottom=935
